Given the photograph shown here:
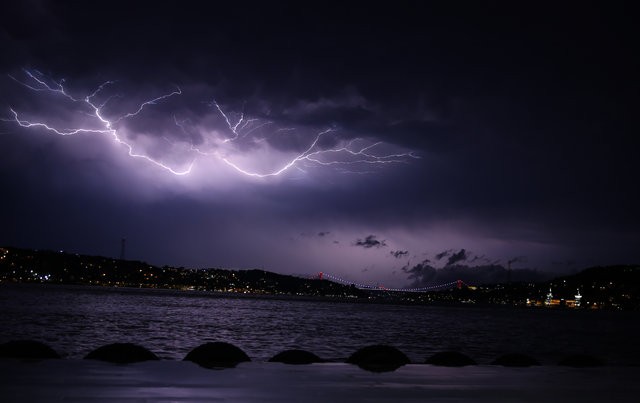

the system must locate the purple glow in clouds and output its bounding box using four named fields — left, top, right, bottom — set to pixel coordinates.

left=5, top=69, right=418, bottom=182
